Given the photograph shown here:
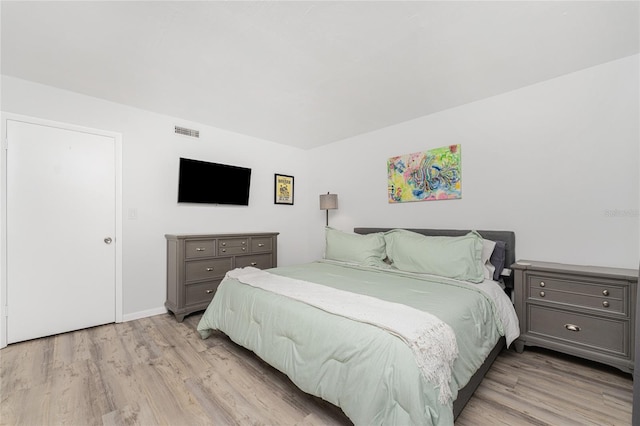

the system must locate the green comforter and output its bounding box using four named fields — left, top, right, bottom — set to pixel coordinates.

left=197, top=261, right=506, bottom=425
